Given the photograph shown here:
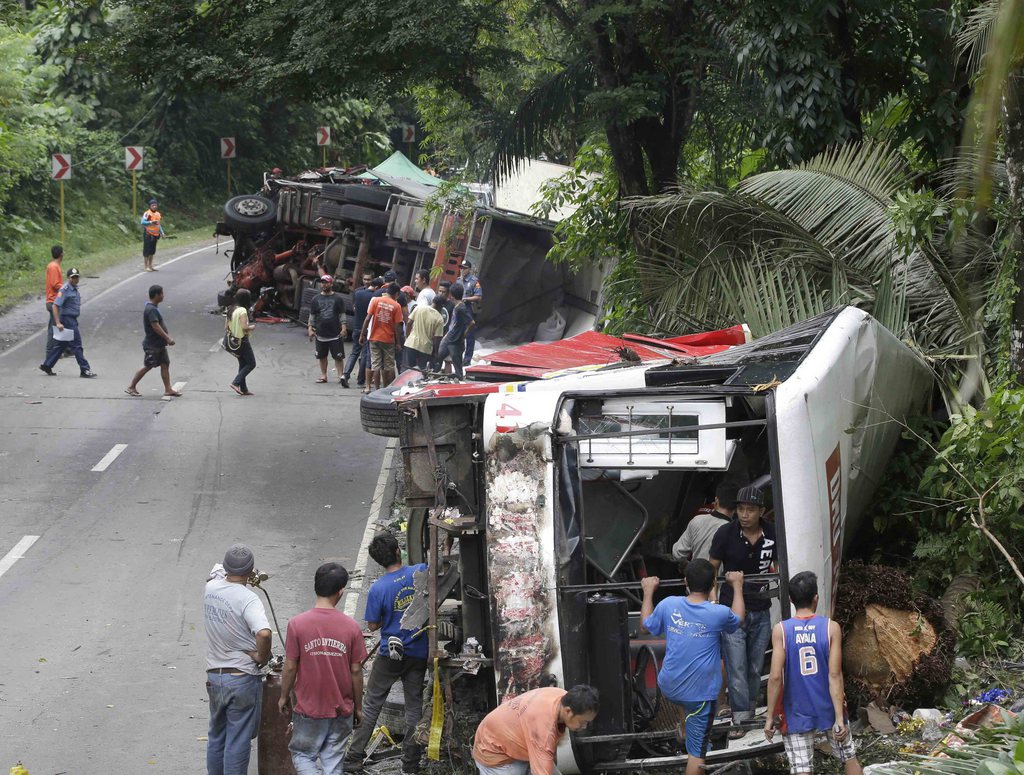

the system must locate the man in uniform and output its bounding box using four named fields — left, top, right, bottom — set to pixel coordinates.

left=709, top=485, right=776, bottom=736
left=39, top=267, right=97, bottom=378
left=141, top=198, right=165, bottom=272
left=125, top=284, right=180, bottom=397
left=204, top=544, right=272, bottom=775
left=454, top=259, right=482, bottom=363
left=44, top=245, right=64, bottom=358
left=279, top=562, right=367, bottom=775
left=307, top=274, right=348, bottom=384
left=345, top=533, right=428, bottom=774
